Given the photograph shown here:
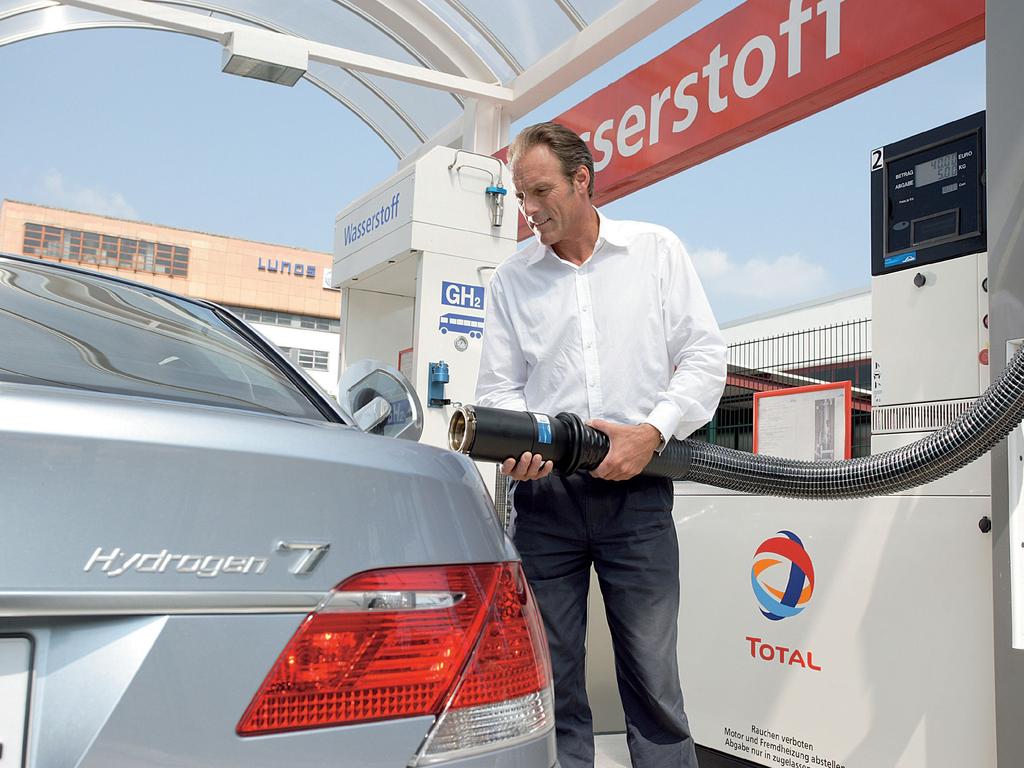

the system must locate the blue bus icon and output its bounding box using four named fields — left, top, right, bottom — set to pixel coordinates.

left=439, top=313, right=484, bottom=338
